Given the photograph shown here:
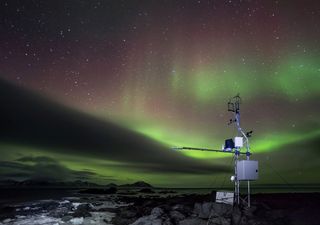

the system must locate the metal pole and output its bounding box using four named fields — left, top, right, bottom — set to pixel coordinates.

left=235, top=148, right=240, bottom=205
left=234, top=154, right=238, bottom=205
left=248, top=180, right=250, bottom=208
left=247, top=152, right=251, bottom=208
